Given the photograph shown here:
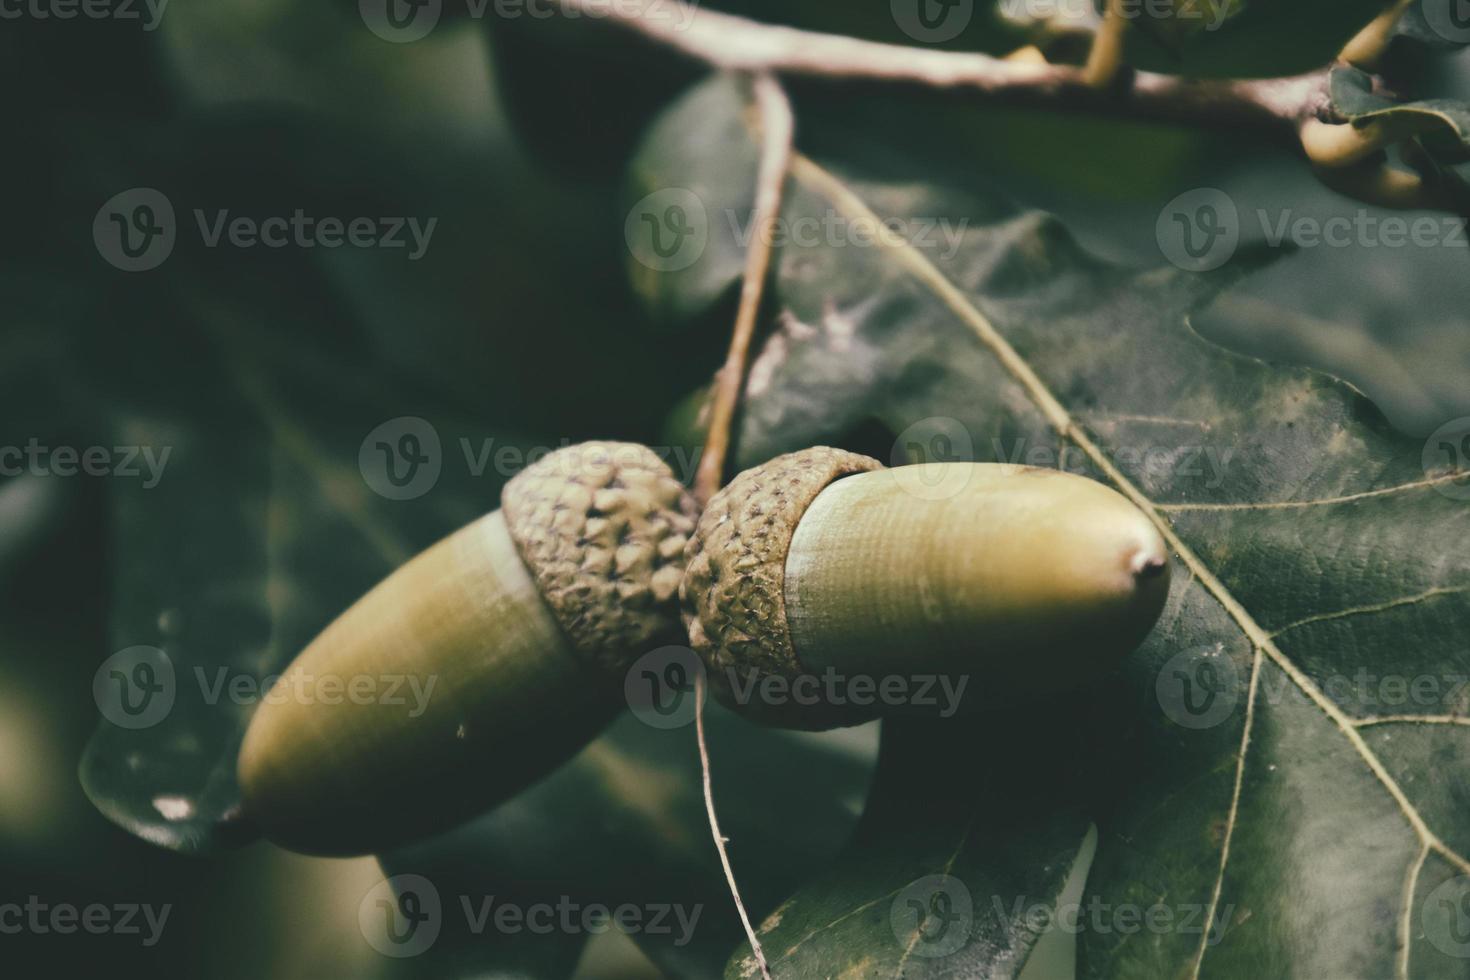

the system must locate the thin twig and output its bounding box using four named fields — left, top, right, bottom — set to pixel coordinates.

left=695, top=669, right=774, bottom=980
left=1340, top=0, right=1416, bottom=68
left=559, top=0, right=1470, bottom=215
left=559, top=0, right=1332, bottom=137
left=688, top=72, right=791, bottom=980
left=692, top=72, right=794, bottom=506
left=1081, top=0, right=1128, bottom=88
